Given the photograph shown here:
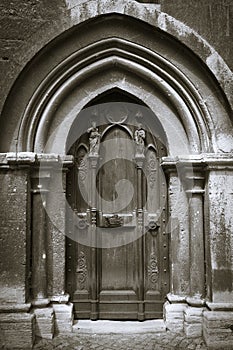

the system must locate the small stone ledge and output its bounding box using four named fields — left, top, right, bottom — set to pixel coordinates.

left=0, top=303, right=31, bottom=313
left=166, top=293, right=186, bottom=303
left=186, top=296, right=206, bottom=307
left=0, top=152, right=73, bottom=166
left=206, top=302, right=233, bottom=311
left=162, top=153, right=233, bottom=168
left=31, top=299, right=50, bottom=308
left=50, top=293, right=70, bottom=304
